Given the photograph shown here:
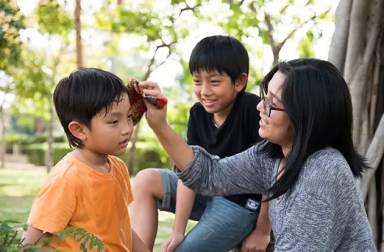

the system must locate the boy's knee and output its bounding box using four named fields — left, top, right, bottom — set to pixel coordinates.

left=132, top=169, right=163, bottom=195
